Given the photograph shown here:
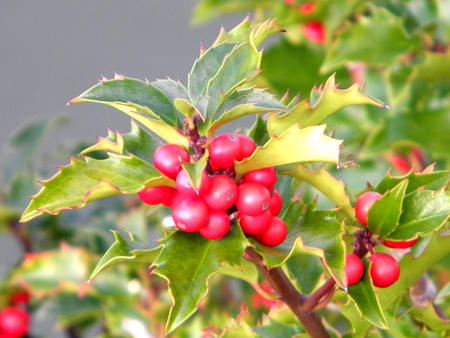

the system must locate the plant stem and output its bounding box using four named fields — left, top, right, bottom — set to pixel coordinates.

left=245, top=247, right=331, bottom=338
